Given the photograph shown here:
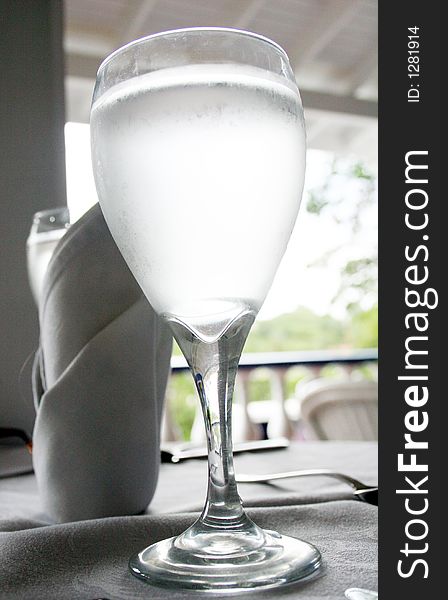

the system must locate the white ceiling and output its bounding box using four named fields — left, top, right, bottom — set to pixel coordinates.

left=64, top=0, right=378, bottom=162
